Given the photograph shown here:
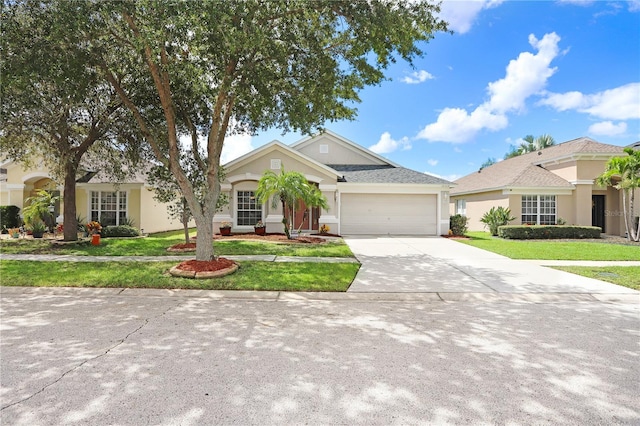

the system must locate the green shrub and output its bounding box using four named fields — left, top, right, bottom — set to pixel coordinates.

left=498, top=225, right=601, bottom=239
left=0, top=205, right=22, bottom=229
left=101, top=225, right=141, bottom=238
left=449, top=214, right=469, bottom=236
left=480, top=206, right=516, bottom=236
